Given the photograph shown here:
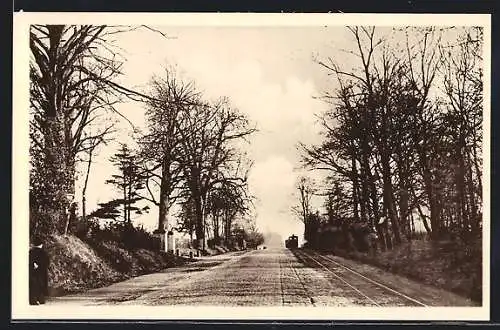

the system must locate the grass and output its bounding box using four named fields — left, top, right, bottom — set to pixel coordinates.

left=204, top=245, right=243, bottom=256
left=46, top=235, right=126, bottom=295
left=332, top=237, right=482, bottom=303
left=45, top=234, right=189, bottom=296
